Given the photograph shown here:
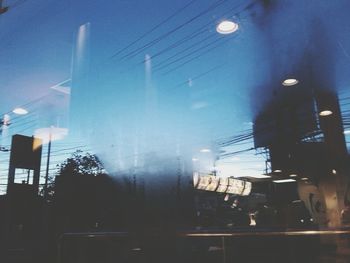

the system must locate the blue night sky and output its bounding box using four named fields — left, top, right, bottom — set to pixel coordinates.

left=1, top=0, right=350, bottom=191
